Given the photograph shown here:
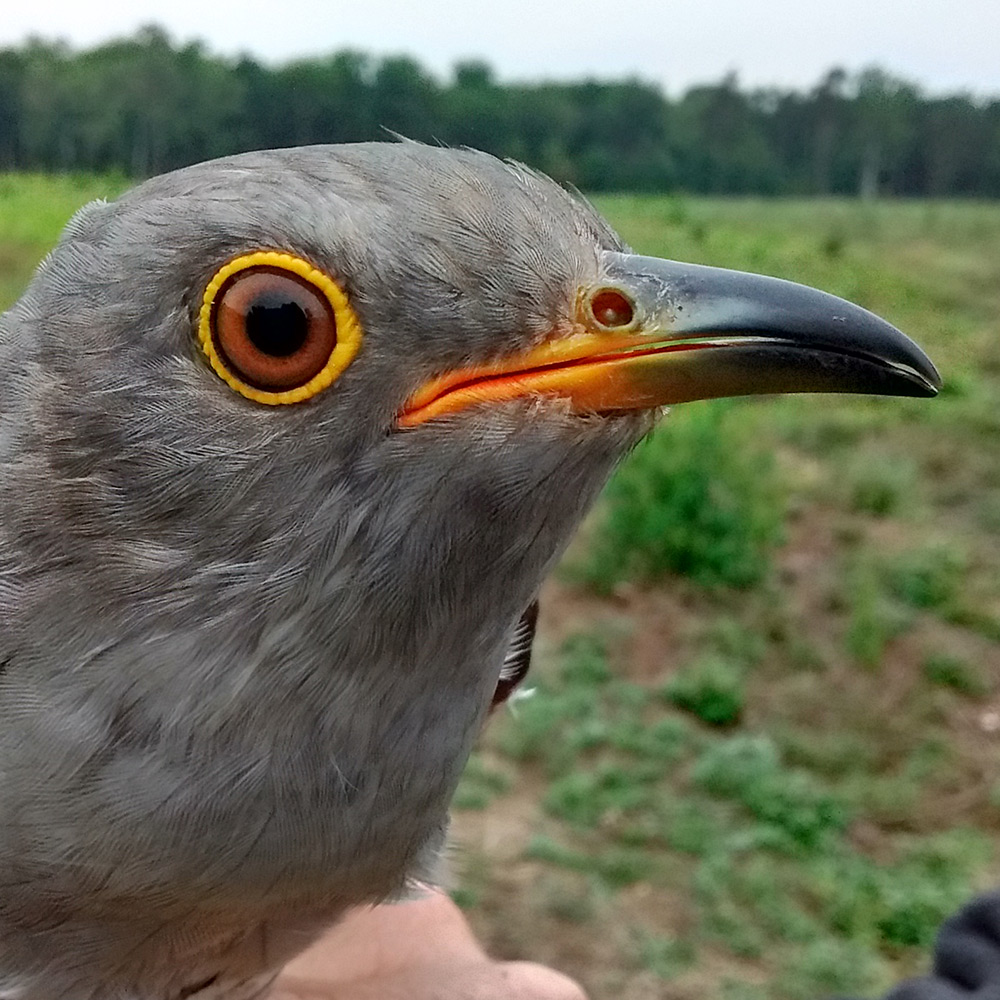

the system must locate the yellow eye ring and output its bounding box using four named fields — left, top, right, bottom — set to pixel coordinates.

left=197, top=251, right=363, bottom=405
